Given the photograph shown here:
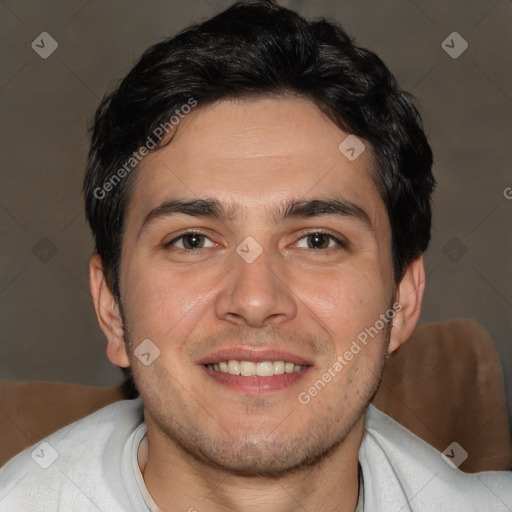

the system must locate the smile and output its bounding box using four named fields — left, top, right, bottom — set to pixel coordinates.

left=205, top=360, right=307, bottom=376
